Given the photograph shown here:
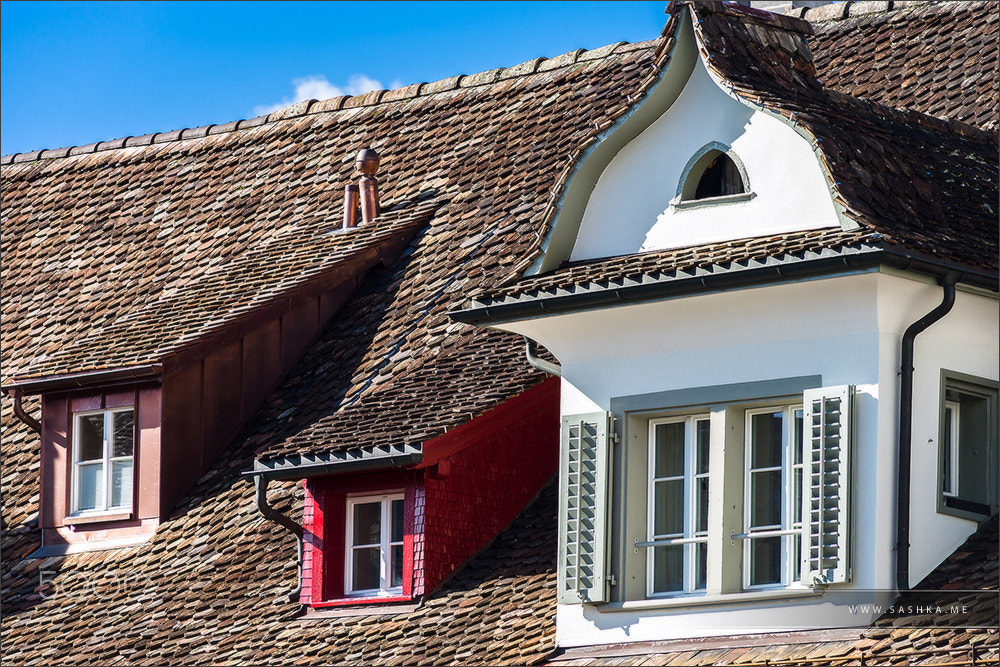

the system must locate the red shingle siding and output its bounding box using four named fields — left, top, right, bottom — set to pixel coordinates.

left=421, top=378, right=559, bottom=594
